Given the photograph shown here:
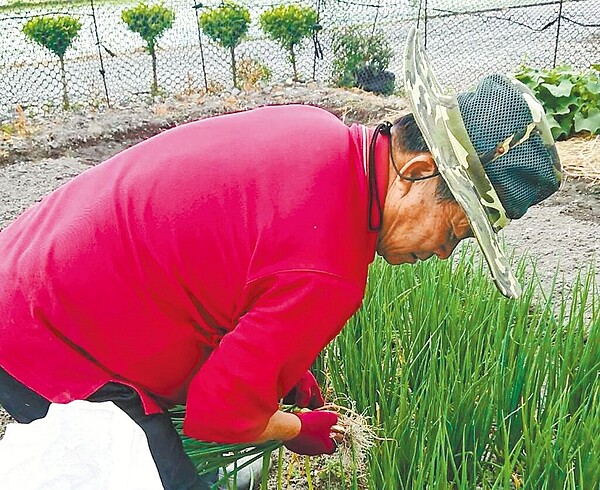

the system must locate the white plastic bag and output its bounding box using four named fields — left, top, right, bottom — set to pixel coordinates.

left=0, top=400, right=163, bottom=490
